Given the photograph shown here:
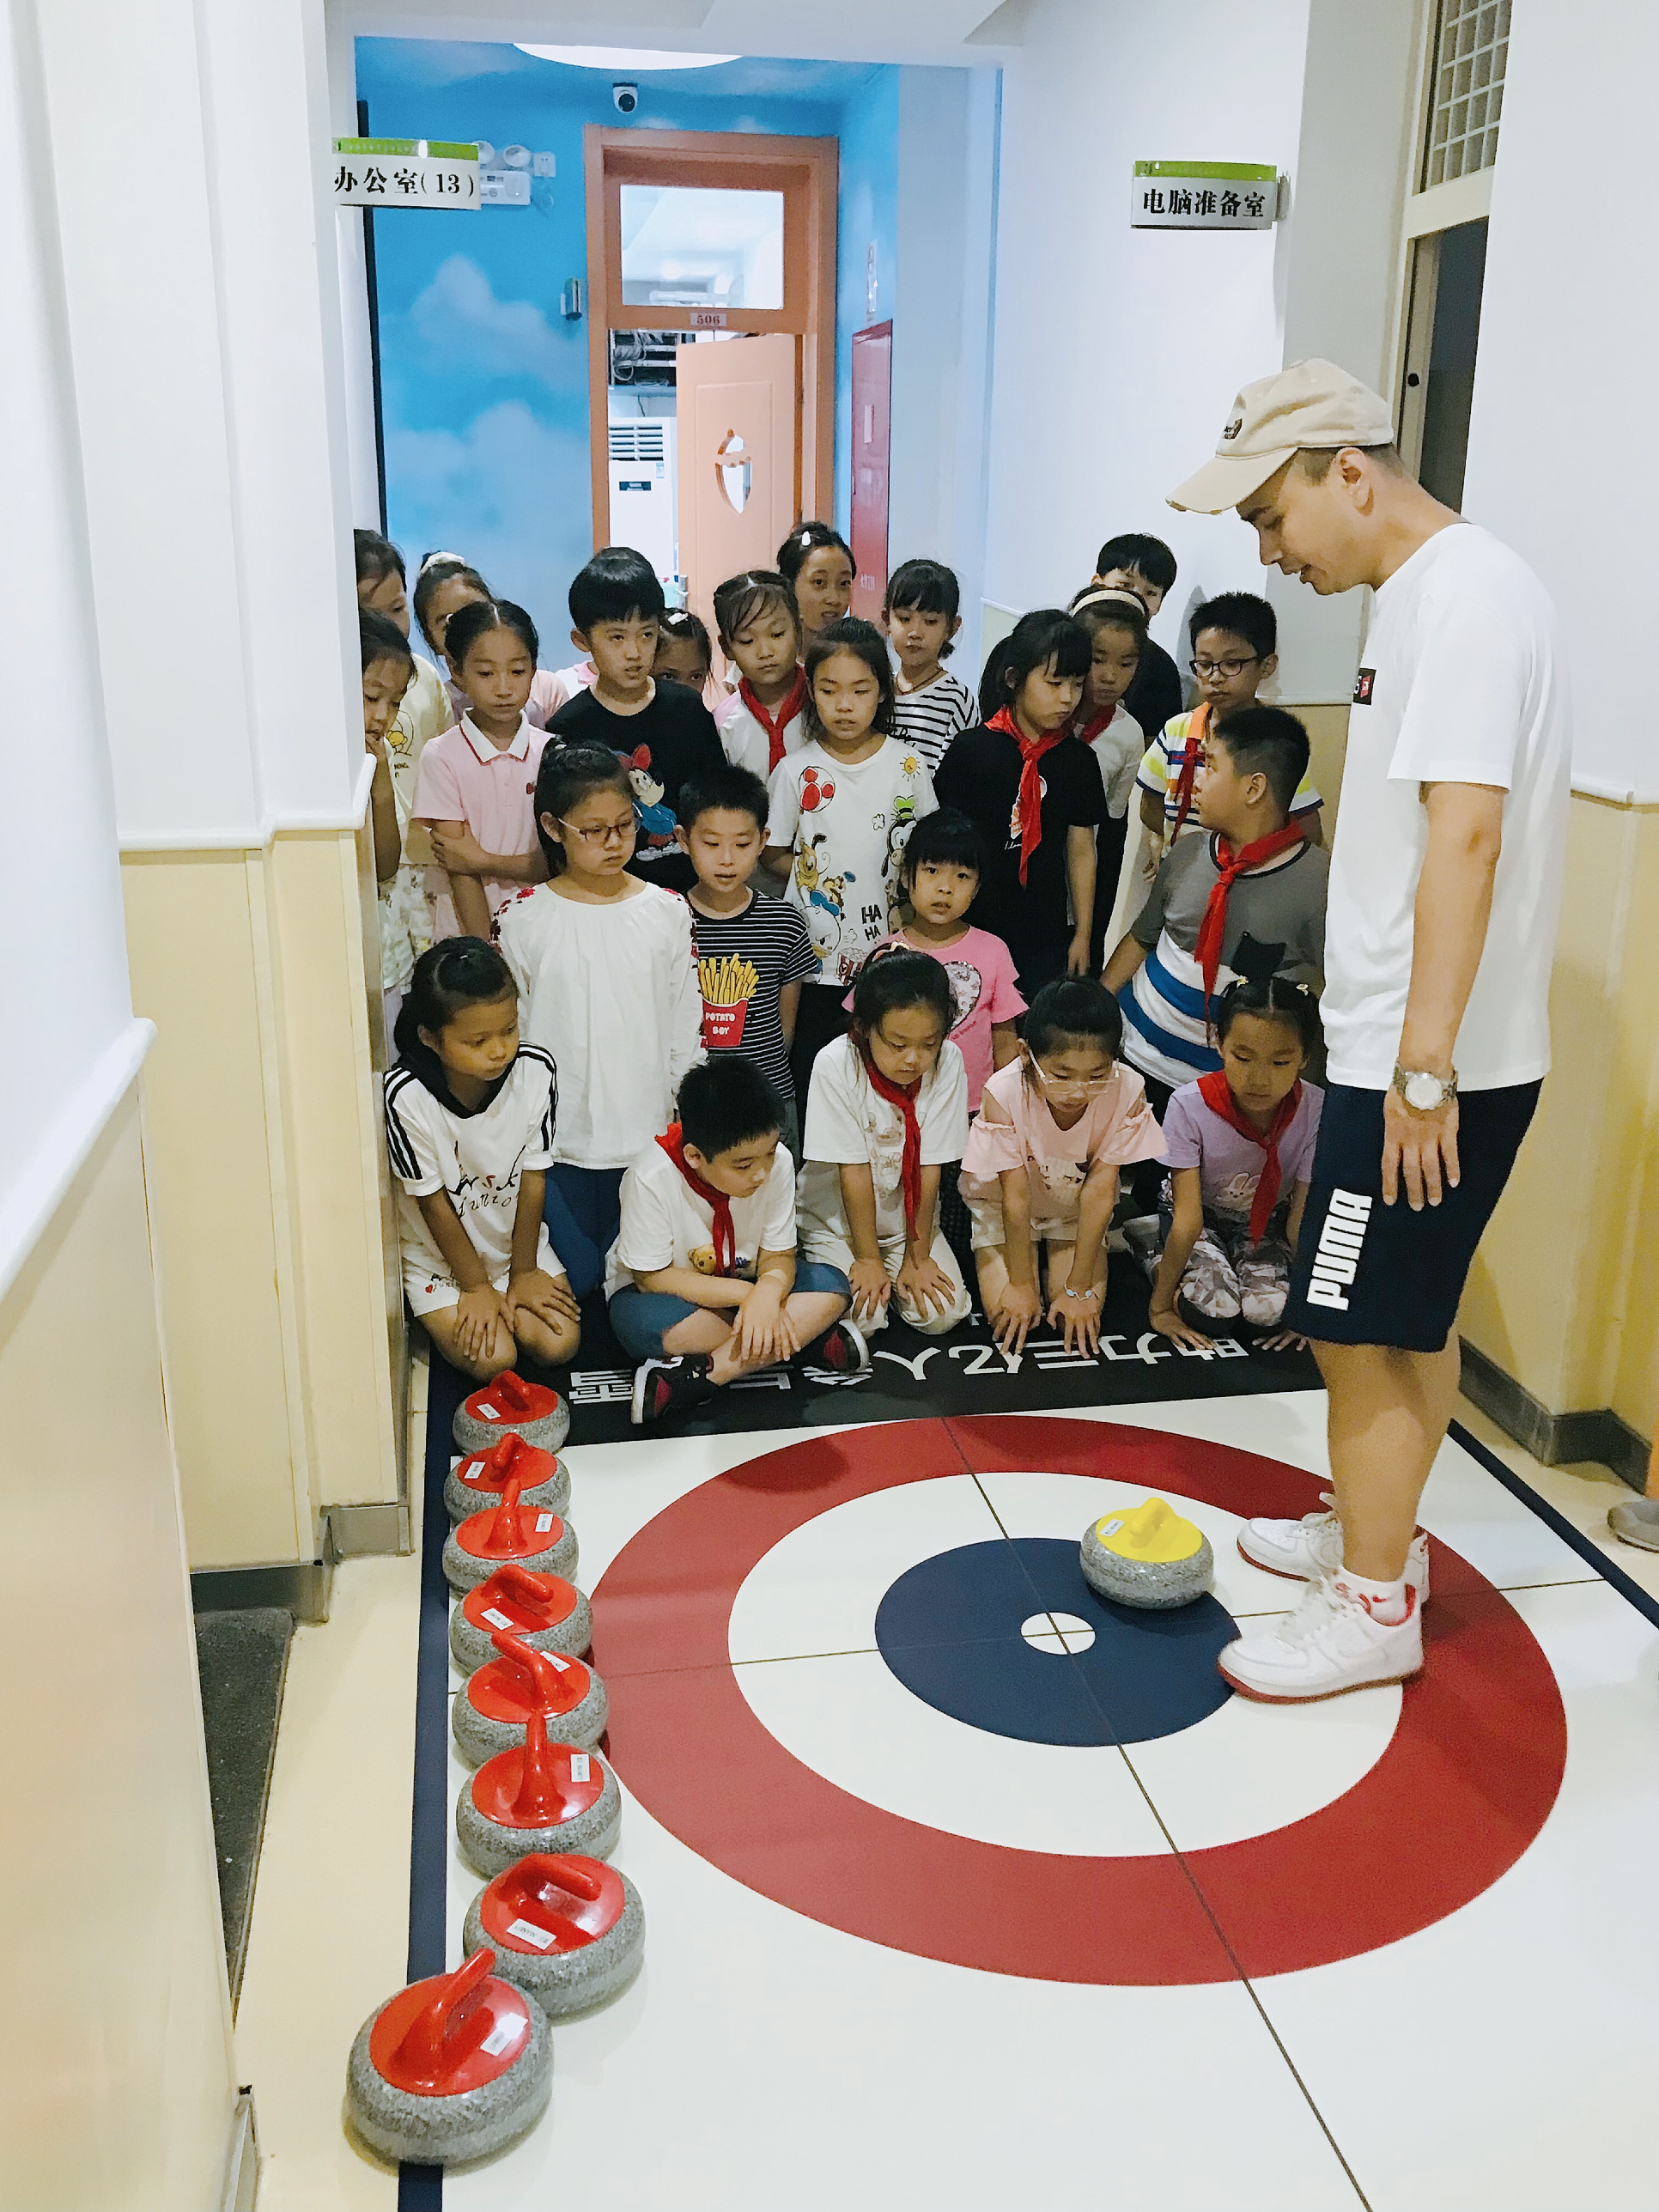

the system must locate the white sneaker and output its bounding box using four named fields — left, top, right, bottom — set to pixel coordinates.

left=1237, top=1492, right=1431, bottom=1602
left=1218, top=1576, right=1424, bottom=1702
